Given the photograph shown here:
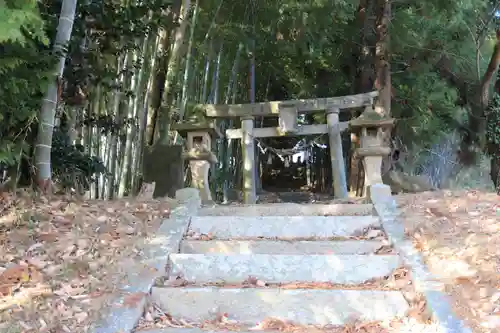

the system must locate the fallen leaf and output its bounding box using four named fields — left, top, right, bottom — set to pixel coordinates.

left=122, top=292, right=146, bottom=307
left=37, top=233, right=59, bottom=242
left=165, top=276, right=189, bottom=287
left=0, top=264, right=38, bottom=284
left=0, top=283, right=17, bottom=296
